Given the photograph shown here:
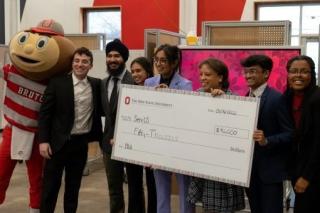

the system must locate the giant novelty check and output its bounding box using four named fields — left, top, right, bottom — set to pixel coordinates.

left=112, top=85, right=260, bottom=187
